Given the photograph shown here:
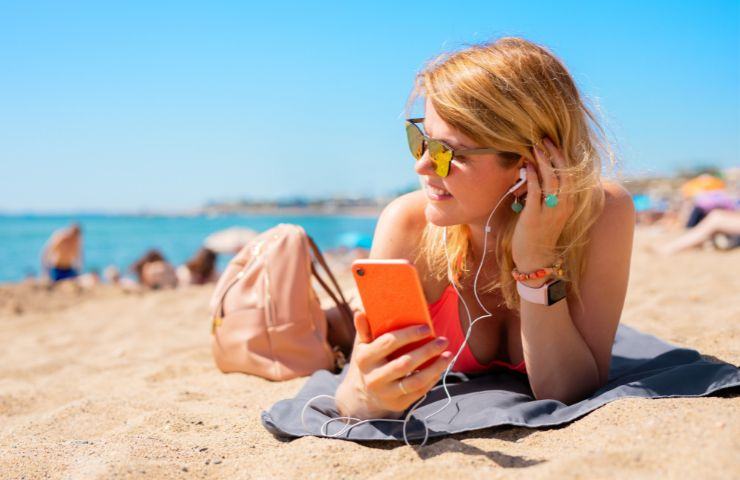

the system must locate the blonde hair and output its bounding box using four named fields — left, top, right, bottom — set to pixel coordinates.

left=409, top=37, right=617, bottom=311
